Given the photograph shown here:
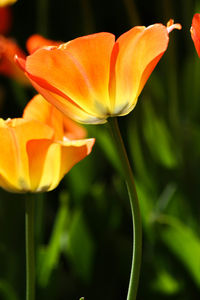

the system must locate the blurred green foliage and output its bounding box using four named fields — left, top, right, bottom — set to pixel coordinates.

left=0, top=0, right=200, bottom=299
